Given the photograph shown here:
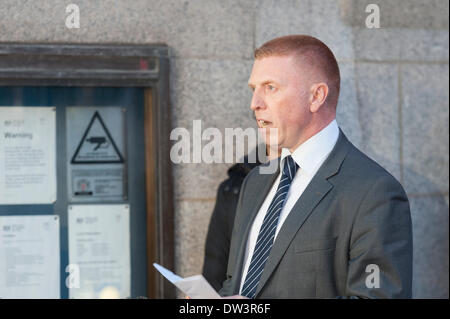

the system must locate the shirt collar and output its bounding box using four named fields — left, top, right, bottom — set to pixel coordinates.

left=280, top=119, right=340, bottom=175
